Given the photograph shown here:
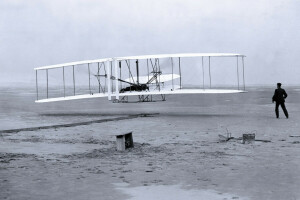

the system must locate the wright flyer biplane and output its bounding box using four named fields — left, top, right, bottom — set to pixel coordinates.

left=34, top=53, right=246, bottom=103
